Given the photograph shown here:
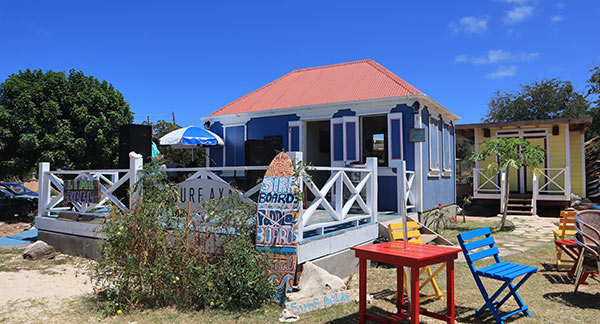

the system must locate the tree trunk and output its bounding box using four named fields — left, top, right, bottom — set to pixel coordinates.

left=499, top=169, right=509, bottom=230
